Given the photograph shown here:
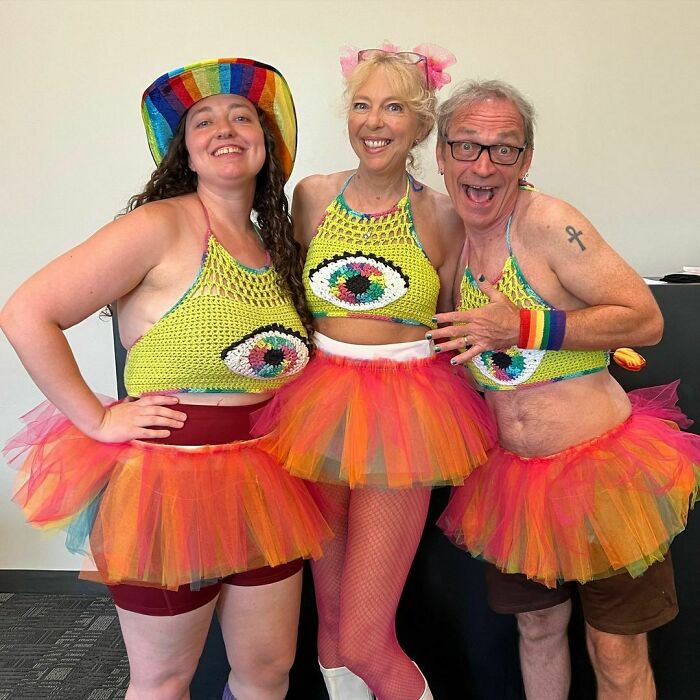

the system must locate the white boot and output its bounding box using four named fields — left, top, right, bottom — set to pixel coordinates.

left=414, top=662, right=433, bottom=700
left=319, top=660, right=374, bottom=699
